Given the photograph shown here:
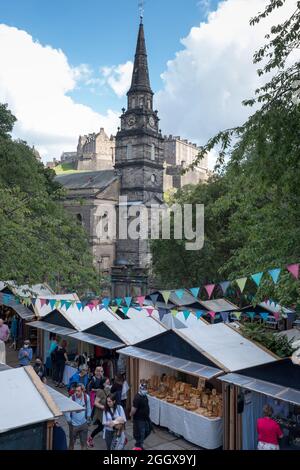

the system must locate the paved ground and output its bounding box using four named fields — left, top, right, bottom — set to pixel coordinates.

left=5, top=346, right=201, bottom=450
